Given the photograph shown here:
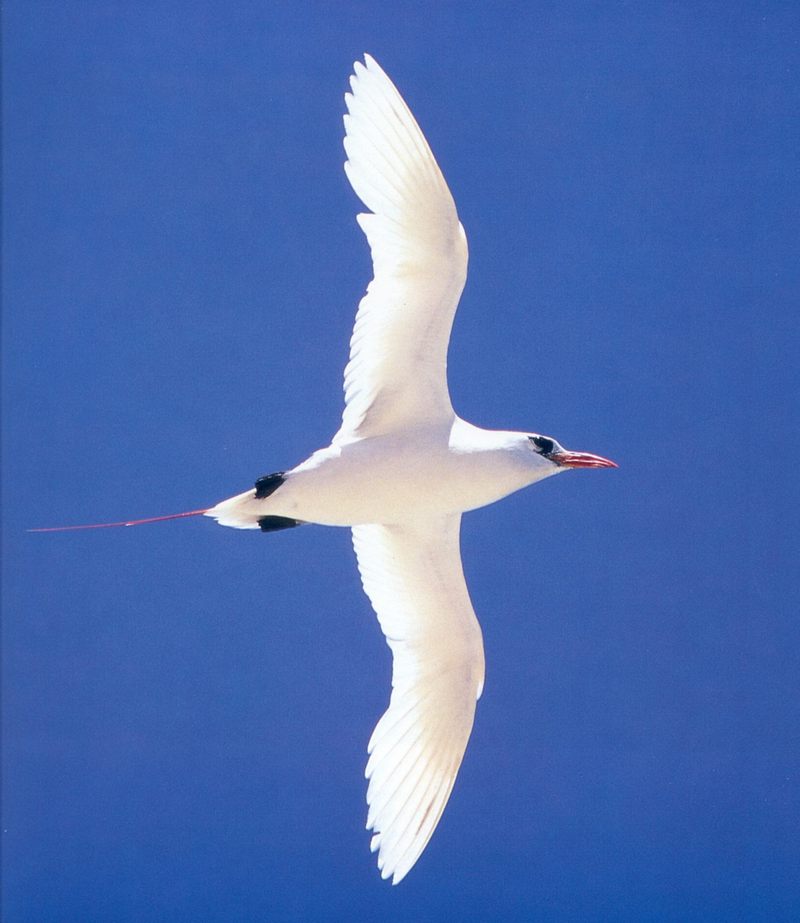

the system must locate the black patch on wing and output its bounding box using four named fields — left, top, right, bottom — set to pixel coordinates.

left=254, top=472, right=285, bottom=499
left=258, top=515, right=302, bottom=533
